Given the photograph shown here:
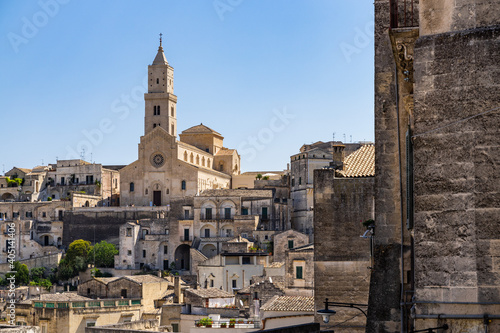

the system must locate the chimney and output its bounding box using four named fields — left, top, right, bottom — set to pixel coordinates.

left=331, top=143, right=345, bottom=170
left=174, top=276, right=183, bottom=304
